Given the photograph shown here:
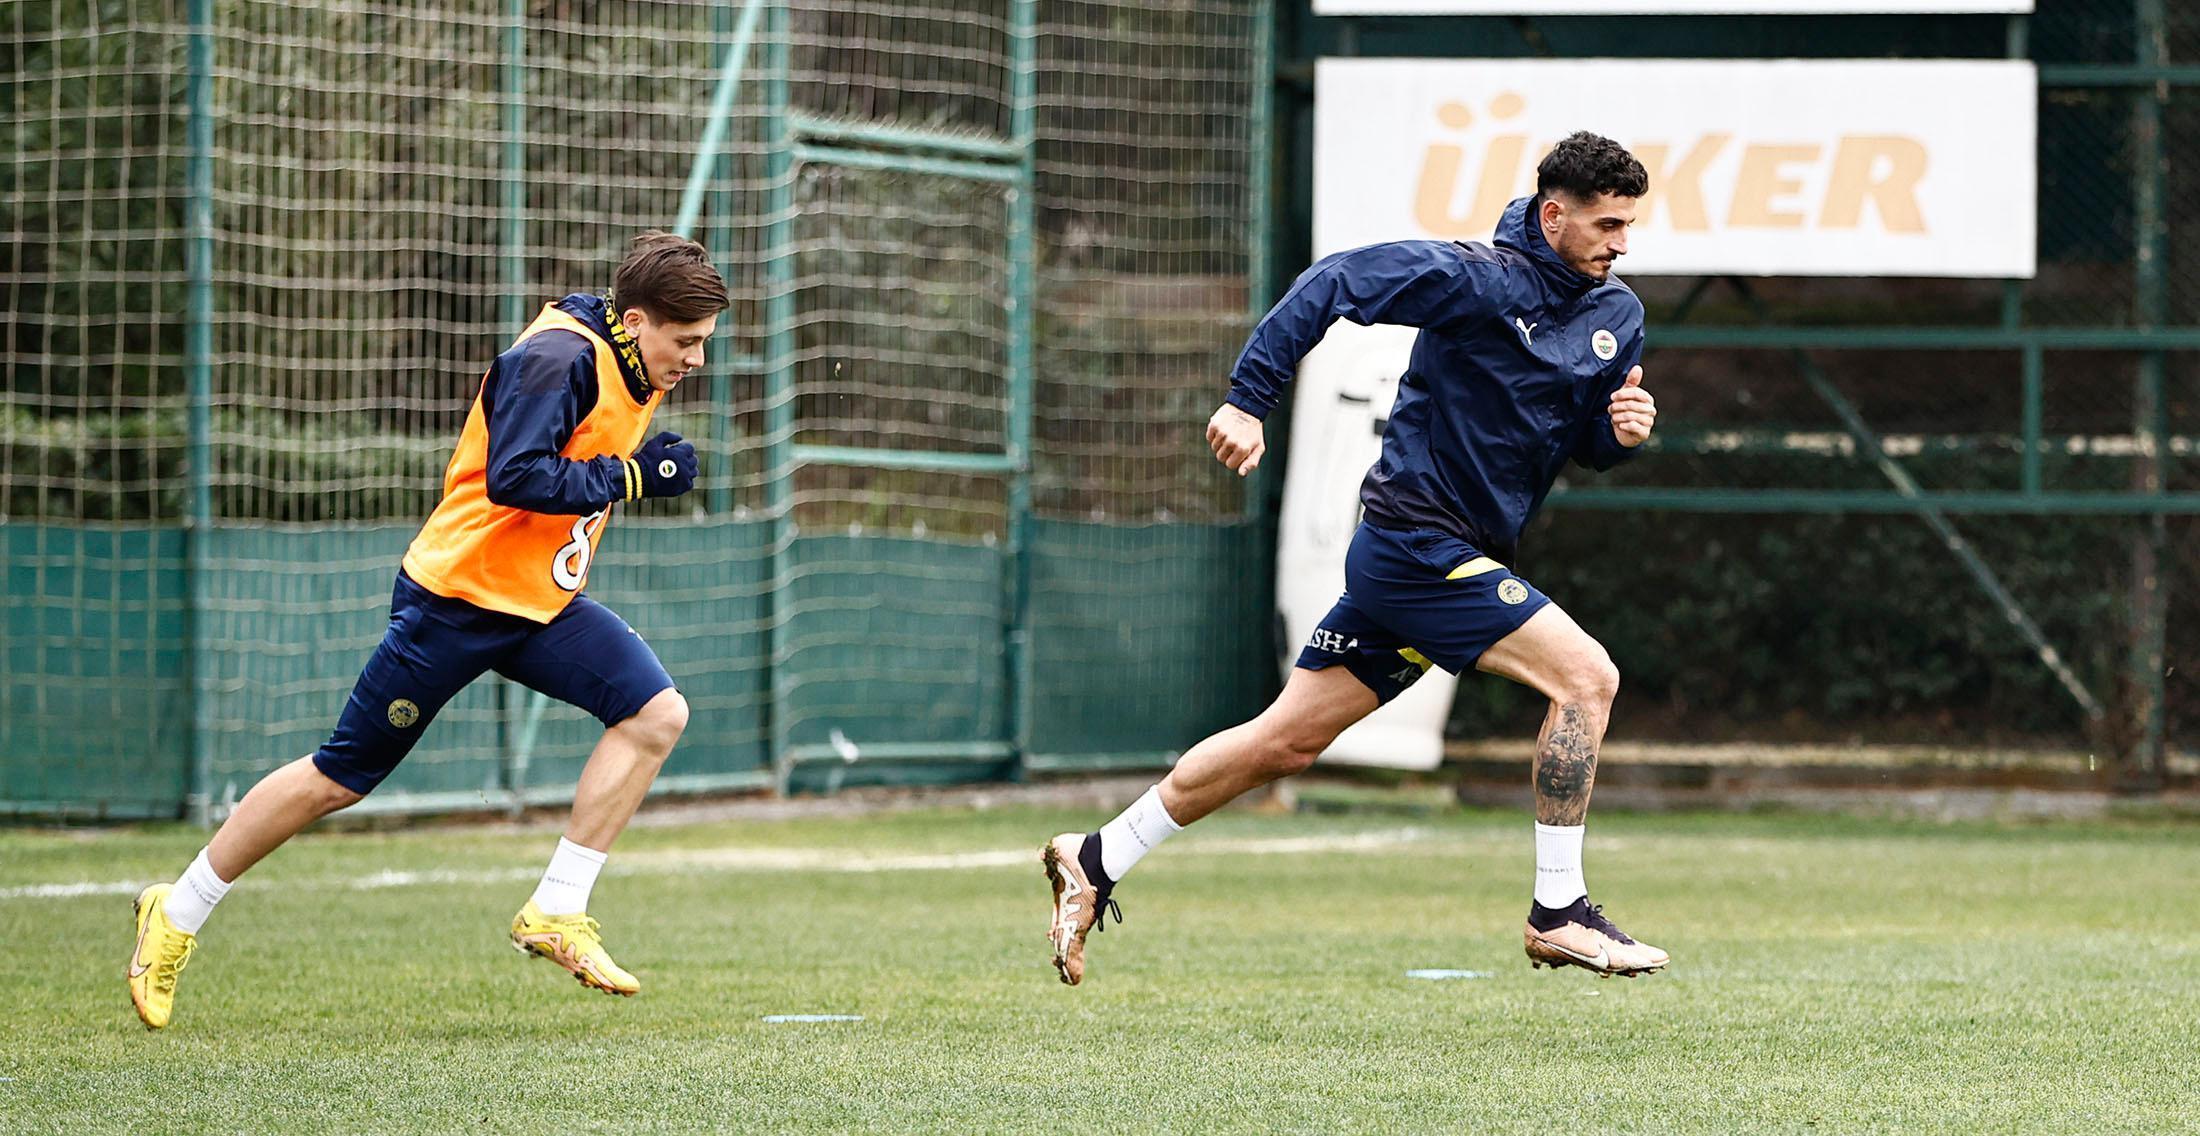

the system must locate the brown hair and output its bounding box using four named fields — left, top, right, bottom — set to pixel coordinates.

left=612, top=231, right=730, bottom=324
